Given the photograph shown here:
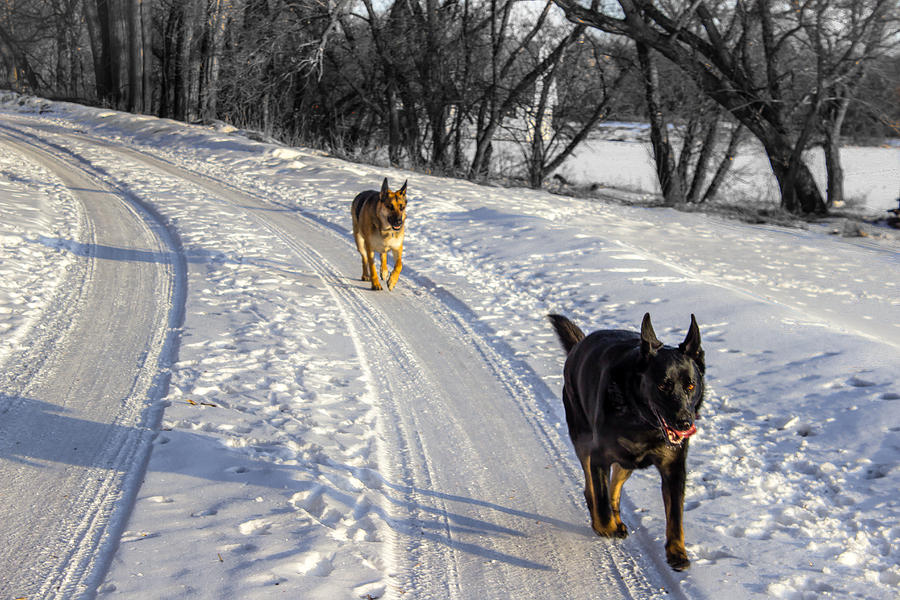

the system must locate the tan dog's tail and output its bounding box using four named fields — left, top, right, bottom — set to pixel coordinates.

left=548, top=314, right=585, bottom=355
